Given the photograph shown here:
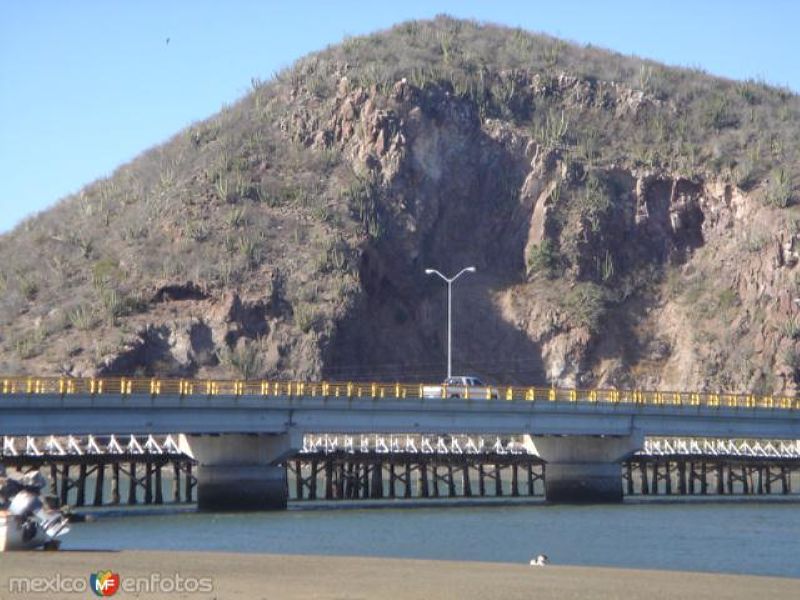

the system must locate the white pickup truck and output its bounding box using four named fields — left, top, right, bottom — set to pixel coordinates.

left=422, top=376, right=498, bottom=399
